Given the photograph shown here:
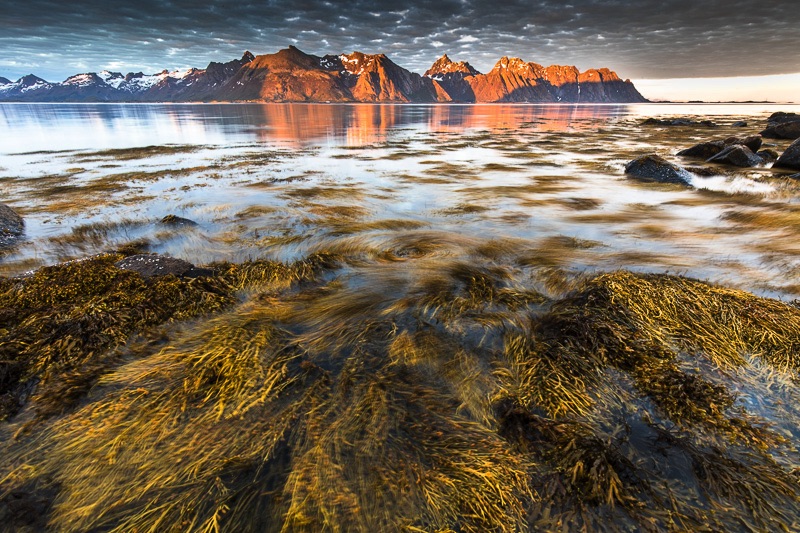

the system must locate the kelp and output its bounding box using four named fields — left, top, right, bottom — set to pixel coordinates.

left=0, top=252, right=336, bottom=421
left=2, top=252, right=800, bottom=532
